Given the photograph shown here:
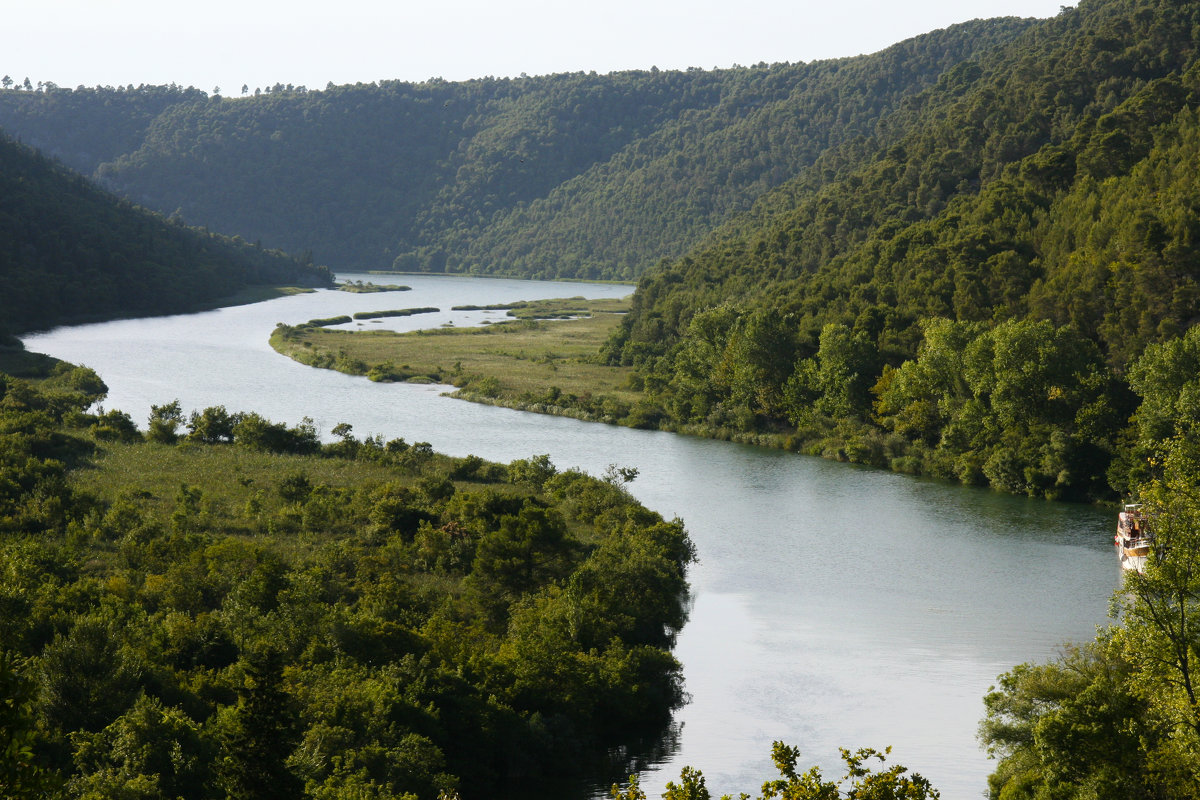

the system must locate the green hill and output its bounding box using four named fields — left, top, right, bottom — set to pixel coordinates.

left=0, top=19, right=1033, bottom=277
left=0, top=133, right=332, bottom=336
left=604, top=0, right=1200, bottom=500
